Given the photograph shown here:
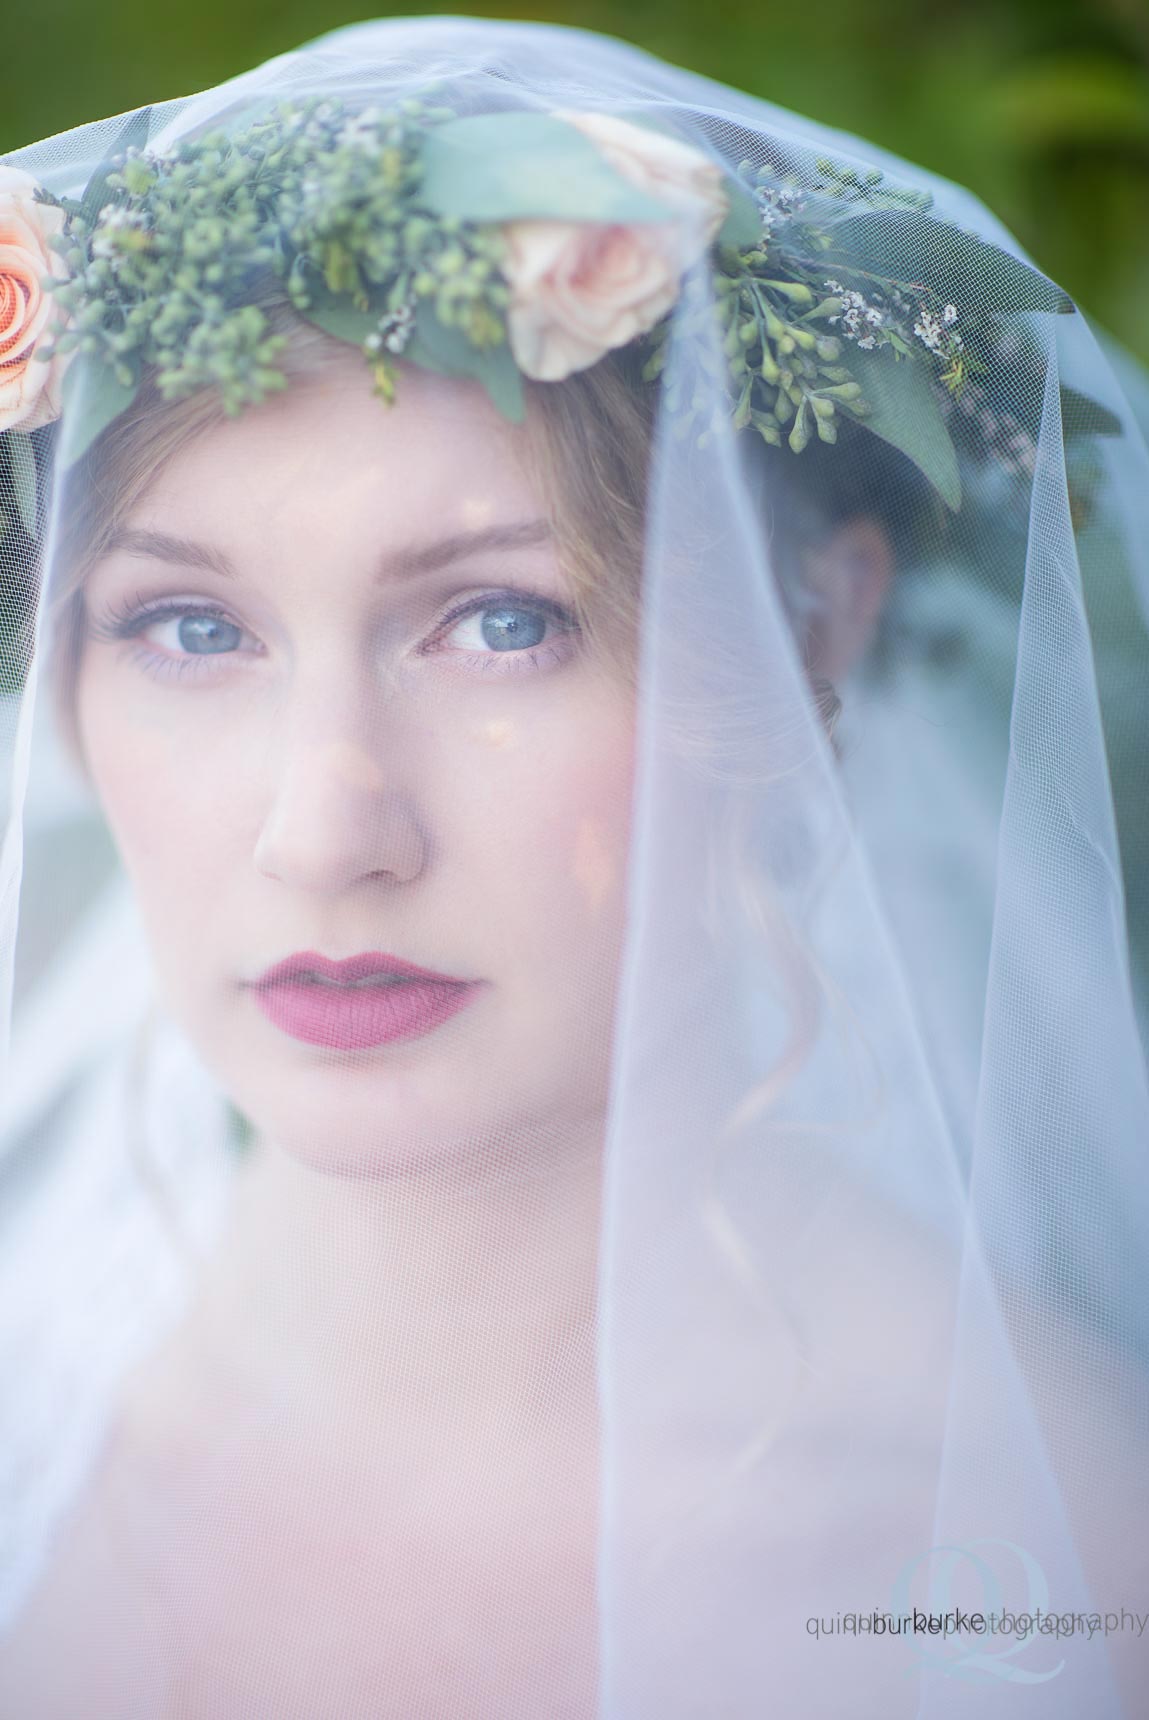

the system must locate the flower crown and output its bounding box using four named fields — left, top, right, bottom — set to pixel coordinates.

left=0, top=93, right=1120, bottom=546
